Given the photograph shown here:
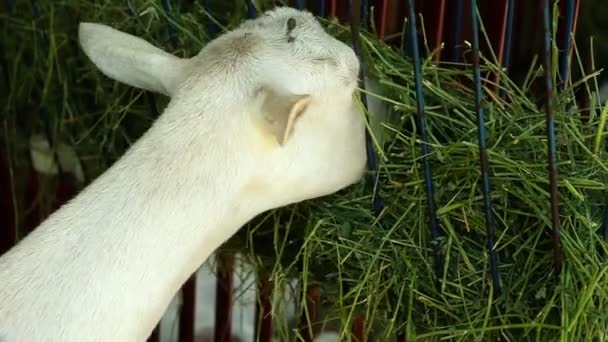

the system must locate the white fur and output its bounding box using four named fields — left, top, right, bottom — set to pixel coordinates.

left=0, top=7, right=366, bottom=342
